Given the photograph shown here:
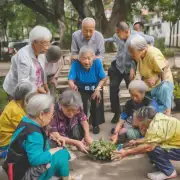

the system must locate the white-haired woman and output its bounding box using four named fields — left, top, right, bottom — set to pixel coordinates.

left=111, top=80, right=159, bottom=144
left=128, top=35, right=174, bottom=115
left=3, top=26, right=52, bottom=100
left=68, top=46, right=108, bottom=134
left=0, top=81, right=33, bottom=158
left=49, top=89, right=93, bottom=153
left=3, top=94, right=70, bottom=180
